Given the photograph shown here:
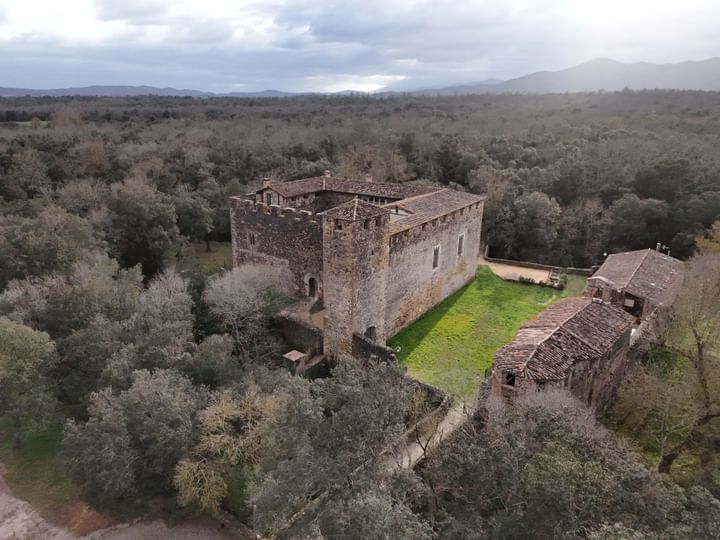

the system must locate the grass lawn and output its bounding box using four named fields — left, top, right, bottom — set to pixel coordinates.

left=174, top=241, right=233, bottom=274
left=388, top=266, right=585, bottom=399
left=0, top=410, right=79, bottom=513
